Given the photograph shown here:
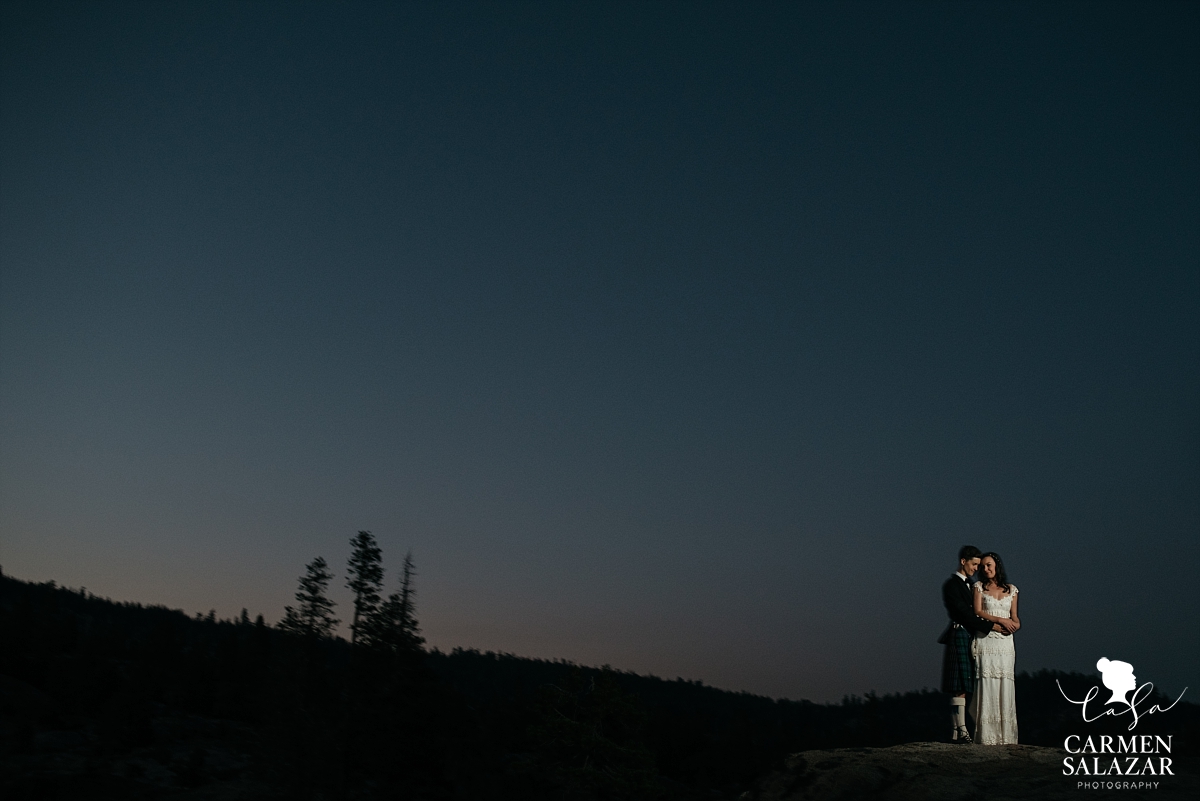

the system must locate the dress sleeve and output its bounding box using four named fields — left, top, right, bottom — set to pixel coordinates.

left=1010, top=585, right=1018, bottom=595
